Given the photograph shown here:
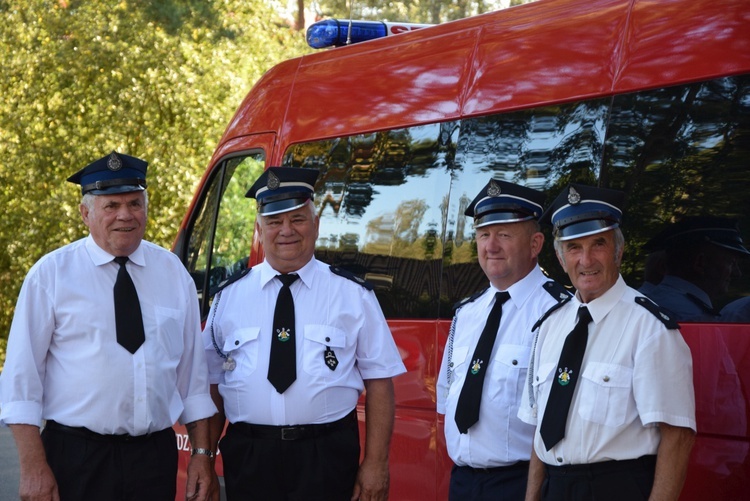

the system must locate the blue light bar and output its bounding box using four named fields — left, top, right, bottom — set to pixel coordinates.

left=306, top=19, right=432, bottom=49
